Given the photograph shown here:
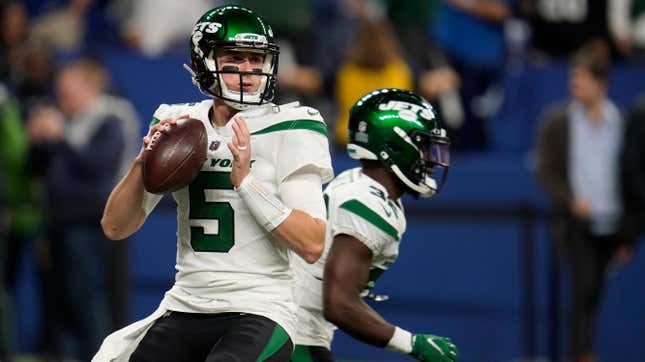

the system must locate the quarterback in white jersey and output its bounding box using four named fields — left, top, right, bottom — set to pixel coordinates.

left=94, top=6, right=332, bottom=362
left=291, top=89, right=458, bottom=362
